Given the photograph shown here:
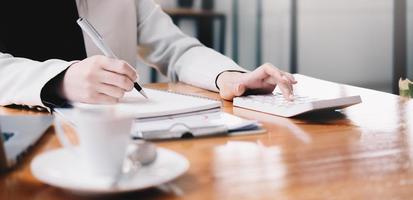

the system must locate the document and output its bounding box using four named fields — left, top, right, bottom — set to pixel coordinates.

left=55, top=88, right=221, bottom=119
left=118, top=88, right=221, bottom=118
left=54, top=89, right=265, bottom=140
left=131, top=112, right=264, bottom=140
